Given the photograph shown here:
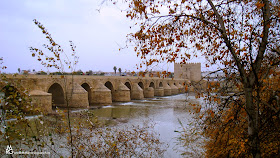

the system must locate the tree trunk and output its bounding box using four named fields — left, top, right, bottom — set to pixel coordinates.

left=245, top=88, right=261, bottom=158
